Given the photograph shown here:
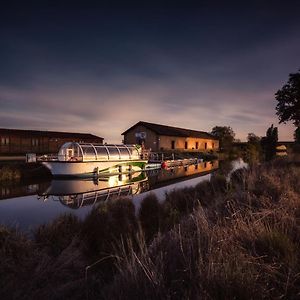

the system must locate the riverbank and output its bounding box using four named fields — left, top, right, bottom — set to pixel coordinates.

left=0, top=159, right=299, bottom=299
left=0, top=162, right=51, bottom=183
